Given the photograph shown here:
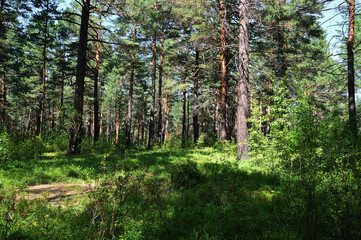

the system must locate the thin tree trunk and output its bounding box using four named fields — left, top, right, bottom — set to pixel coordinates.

left=93, top=17, right=102, bottom=143
left=68, top=0, right=90, bottom=154
left=0, top=0, right=5, bottom=129
left=220, top=0, right=229, bottom=141
left=347, top=0, right=357, bottom=137
left=193, top=49, right=200, bottom=143
left=141, top=94, right=146, bottom=144
left=187, top=92, right=190, bottom=139
left=60, top=70, right=65, bottom=128
left=182, top=87, right=187, bottom=146
left=214, top=86, right=220, bottom=134
left=182, top=44, right=189, bottom=147
left=148, top=4, right=157, bottom=149
left=37, top=1, right=49, bottom=135
left=157, top=31, right=165, bottom=143
left=27, top=107, right=32, bottom=134
left=125, top=27, right=137, bottom=146
left=205, top=107, right=209, bottom=135
left=162, top=93, right=169, bottom=142
left=1, top=68, right=5, bottom=127
left=237, top=0, right=249, bottom=159
left=107, top=102, right=111, bottom=142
